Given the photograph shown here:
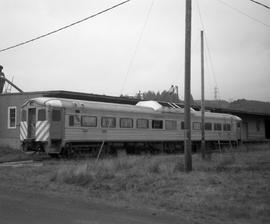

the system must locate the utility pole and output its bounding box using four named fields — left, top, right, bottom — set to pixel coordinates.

left=201, top=30, right=206, bottom=159
left=175, top=85, right=179, bottom=102
left=184, top=0, right=192, bottom=172
left=214, top=86, right=218, bottom=100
